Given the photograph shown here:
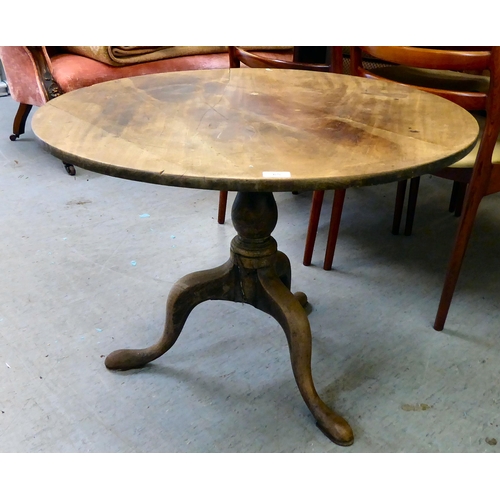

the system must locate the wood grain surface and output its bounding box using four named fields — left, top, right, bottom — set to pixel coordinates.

left=32, top=68, right=480, bottom=192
